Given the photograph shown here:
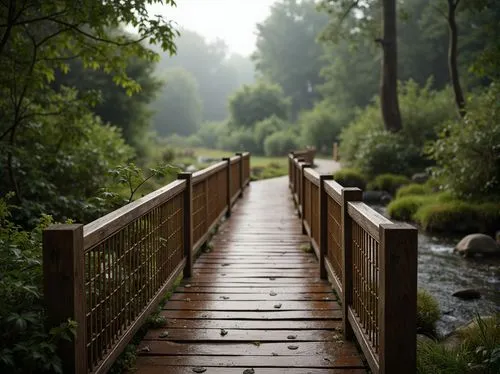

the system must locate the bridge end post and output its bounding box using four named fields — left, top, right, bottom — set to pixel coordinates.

left=341, top=187, right=363, bottom=341
left=378, top=223, right=418, bottom=373
left=178, top=172, right=193, bottom=278
left=222, top=157, right=232, bottom=218
left=43, top=224, right=87, bottom=374
left=319, top=174, right=334, bottom=280
left=300, top=161, right=311, bottom=235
